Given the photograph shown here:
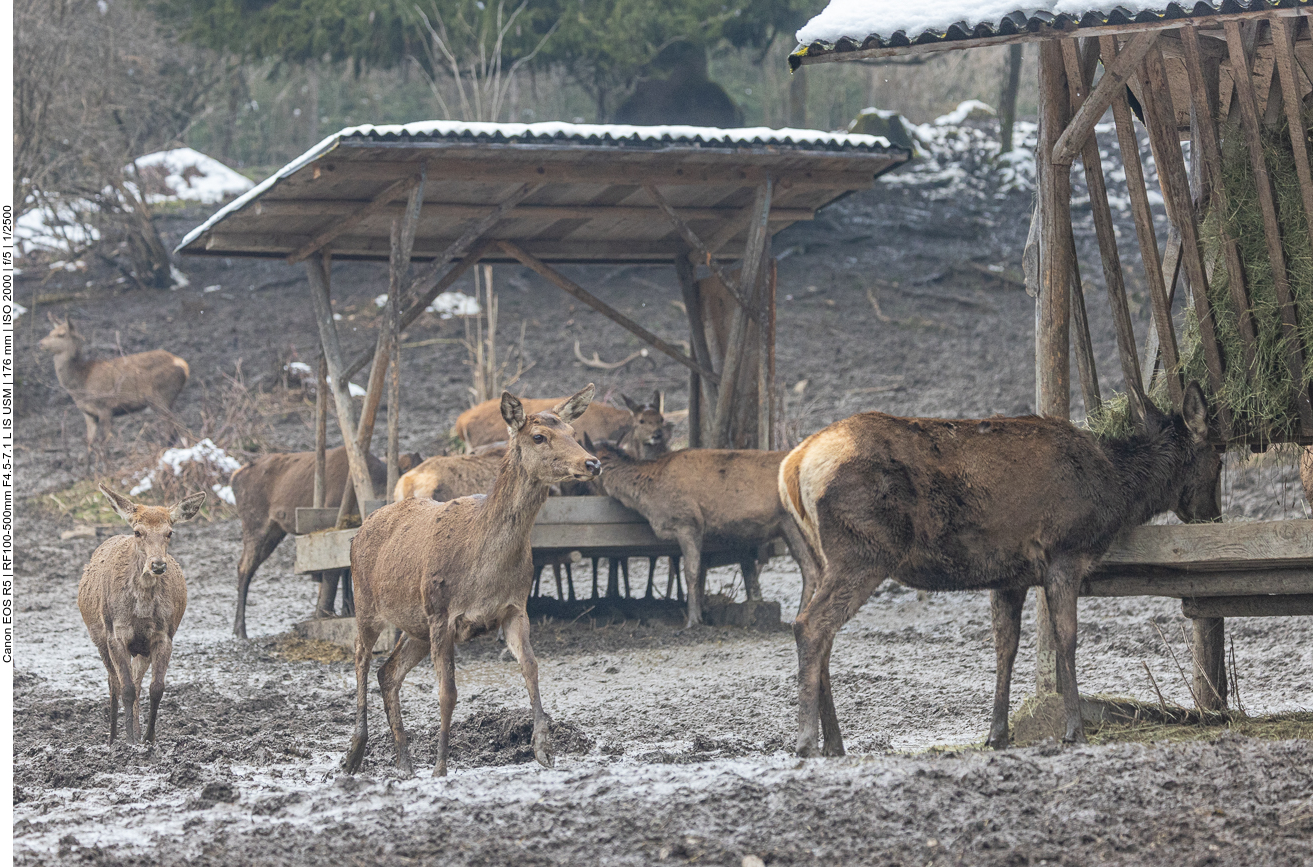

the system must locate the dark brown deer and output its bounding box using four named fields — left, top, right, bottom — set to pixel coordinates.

left=78, top=485, right=206, bottom=744
left=584, top=437, right=822, bottom=628
left=779, top=383, right=1221, bottom=757
left=344, top=385, right=600, bottom=776
left=455, top=390, right=663, bottom=451
left=39, top=314, right=189, bottom=447
left=230, top=447, right=420, bottom=638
